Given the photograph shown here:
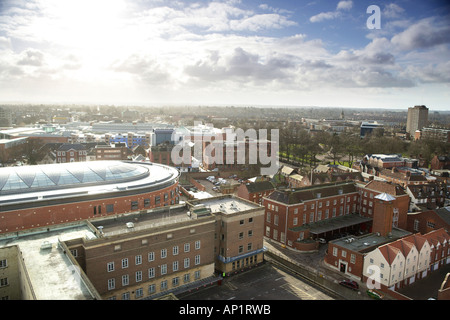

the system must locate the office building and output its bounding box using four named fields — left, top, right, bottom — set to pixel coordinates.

left=406, top=105, right=428, bottom=137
